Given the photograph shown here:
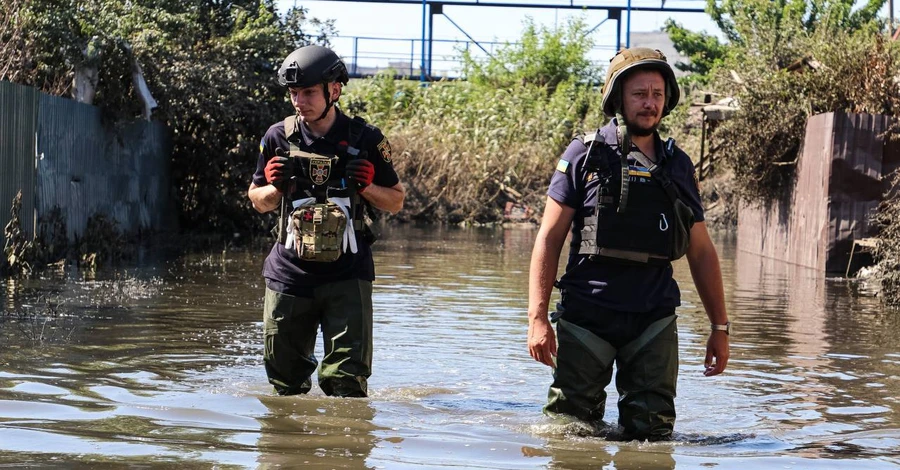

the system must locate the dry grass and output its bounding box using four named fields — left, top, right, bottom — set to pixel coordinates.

left=345, top=76, right=604, bottom=224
